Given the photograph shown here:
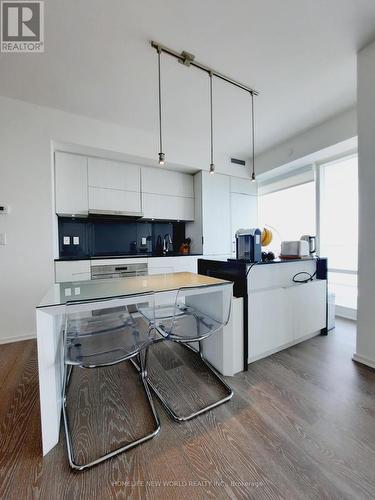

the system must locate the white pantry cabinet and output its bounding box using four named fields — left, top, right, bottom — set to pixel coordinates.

left=187, top=172, right=231, bottom=255
left=230, top=176, right=257, bottom=196
left=230, top=192, right=258, bottom=256
left=55, top=152, right=88, bottom=216
left=88, top=158, right=142, bottom=215
left=141, top=167, right=194, bottom=221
